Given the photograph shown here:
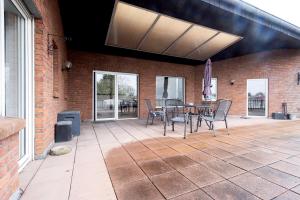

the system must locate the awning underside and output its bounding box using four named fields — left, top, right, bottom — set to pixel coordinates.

left=106, top=2, right=242, bottom=61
